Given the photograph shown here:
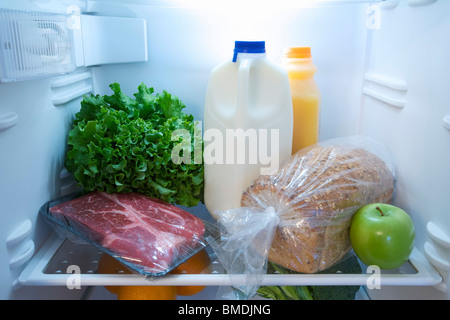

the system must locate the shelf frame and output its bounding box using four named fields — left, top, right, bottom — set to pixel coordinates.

left=19, top=233, right=443, bottom=288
